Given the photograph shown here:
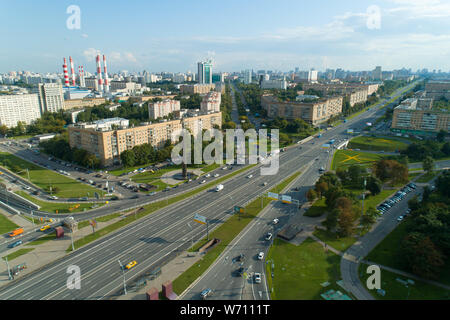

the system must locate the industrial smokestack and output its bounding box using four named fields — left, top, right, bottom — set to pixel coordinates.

left=103, top=55, right=109, bottom=93
left=80, top=65, right=86, bottom=87
left=69, top=56, right=76, bottom=86
left=63, top=58, right=70, bottom=87
left=96, top=54, right=104, bottom=92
